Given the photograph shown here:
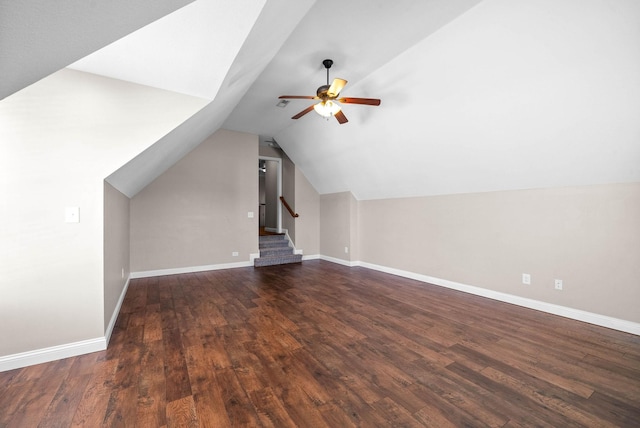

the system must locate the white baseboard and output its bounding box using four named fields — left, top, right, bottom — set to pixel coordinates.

left=302, top=254, right=320, bottom=261
left=1, top=275, right=130, bottom=372
left=320, top=255, right=359, bottom=267
left=131, top=260, right=255, bottom=279
left=0, top=337, right=106, bottom=372
left=356, top=261, right=640, bottom=336
left=105, top=276, right=131, bottom=345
